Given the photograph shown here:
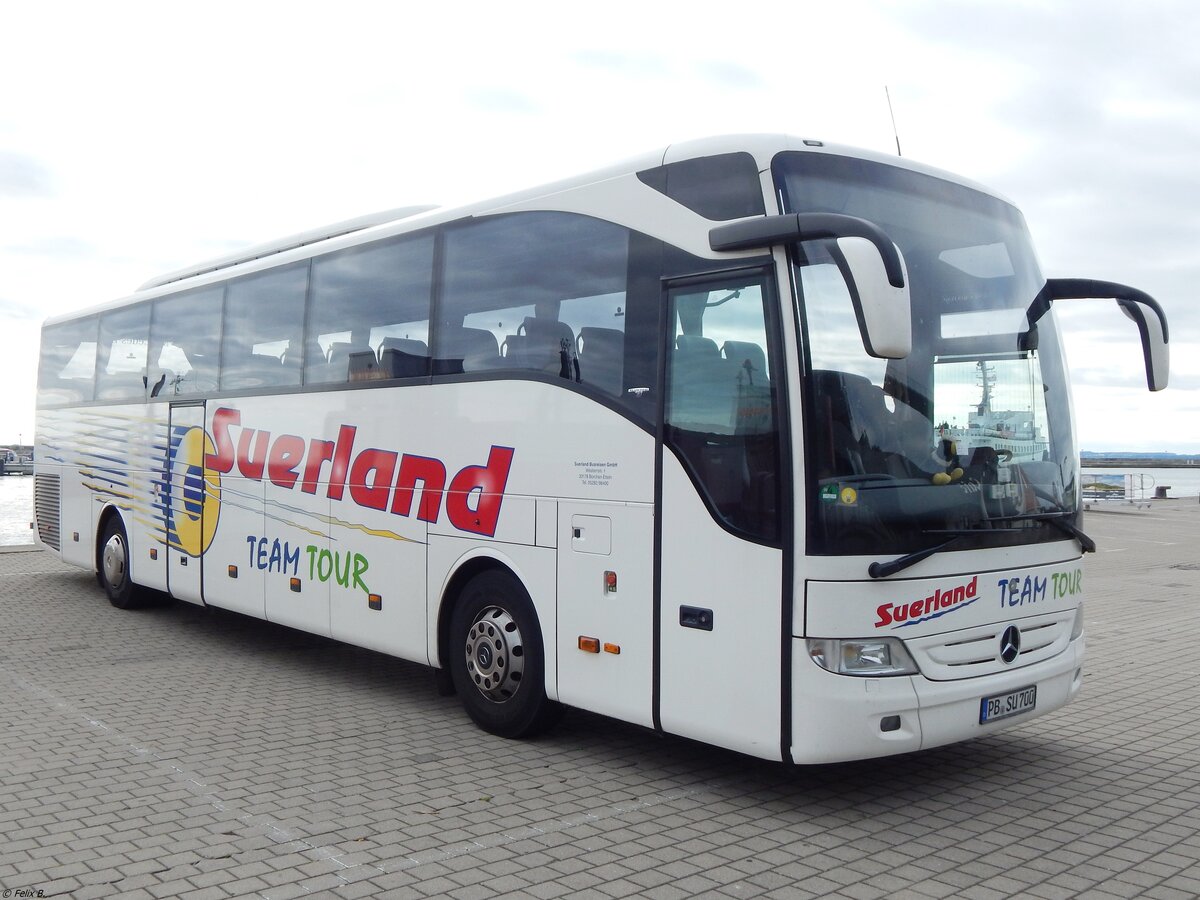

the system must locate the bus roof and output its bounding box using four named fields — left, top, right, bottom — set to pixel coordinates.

left=45, top=134, right=1007, bottom=326
left=137, top=206, right=439, bottom=291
